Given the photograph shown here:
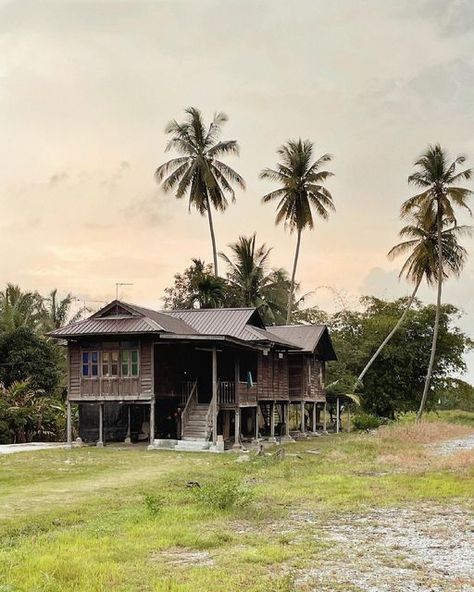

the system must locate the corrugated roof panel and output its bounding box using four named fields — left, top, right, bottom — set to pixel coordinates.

left=49, top=316, right=163, bottom=338
left=166, top=308, right=257, bottom=339
left=267, top=325, right=325, bottom=352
